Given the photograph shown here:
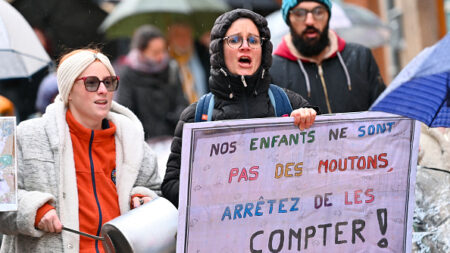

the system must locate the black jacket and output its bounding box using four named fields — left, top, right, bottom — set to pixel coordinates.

left=115, top=61, right=188, bottom=140
left=270, top=38, right=385, bottom=114
left=161, top=69, right=317, bottom=207
left=161, top=9, right=318, bottom=207
left=161, top=8, right=319, bottom=208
